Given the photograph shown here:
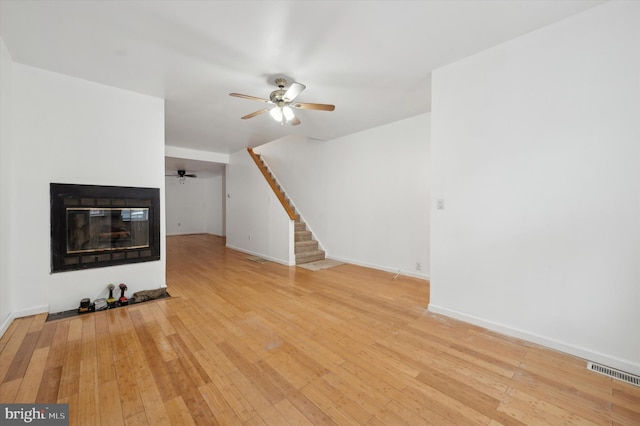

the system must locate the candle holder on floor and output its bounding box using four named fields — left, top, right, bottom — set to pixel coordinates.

left=107, top=283, right=116, bottom=308
left=118, top=283, right=128, bottom=306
